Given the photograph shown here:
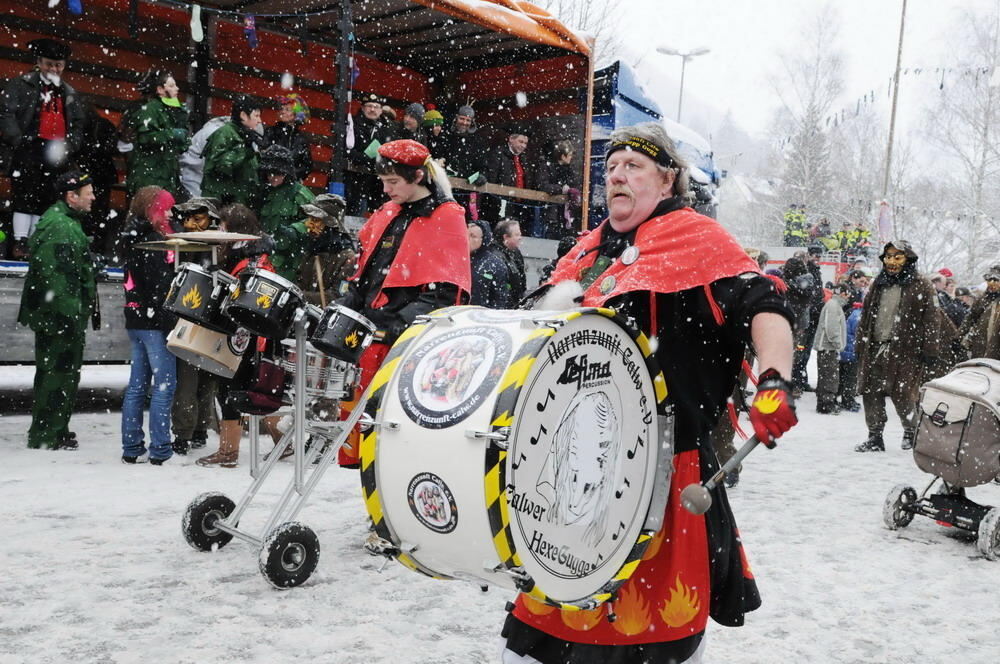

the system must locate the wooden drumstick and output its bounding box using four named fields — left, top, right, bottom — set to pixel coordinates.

left=314, top=256, right=327, bottom=308
left=680, top=435, right=762, bottom=515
